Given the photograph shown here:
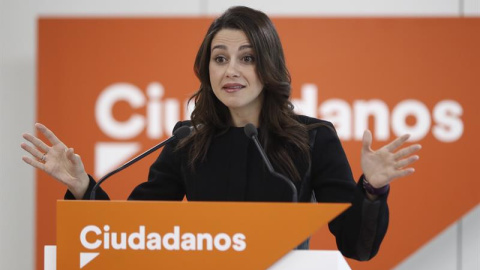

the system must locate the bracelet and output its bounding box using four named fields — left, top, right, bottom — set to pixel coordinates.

left=362, top=177, right=390, bottom=196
